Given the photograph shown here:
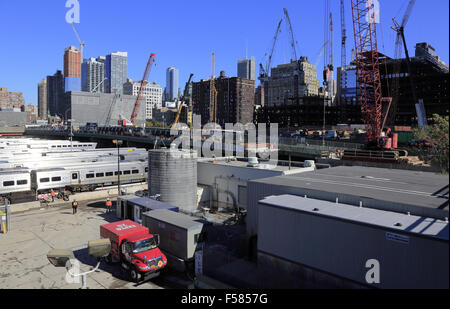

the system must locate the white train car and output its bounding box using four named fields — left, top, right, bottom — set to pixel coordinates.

left=0, top=168, right=32, bottom=199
